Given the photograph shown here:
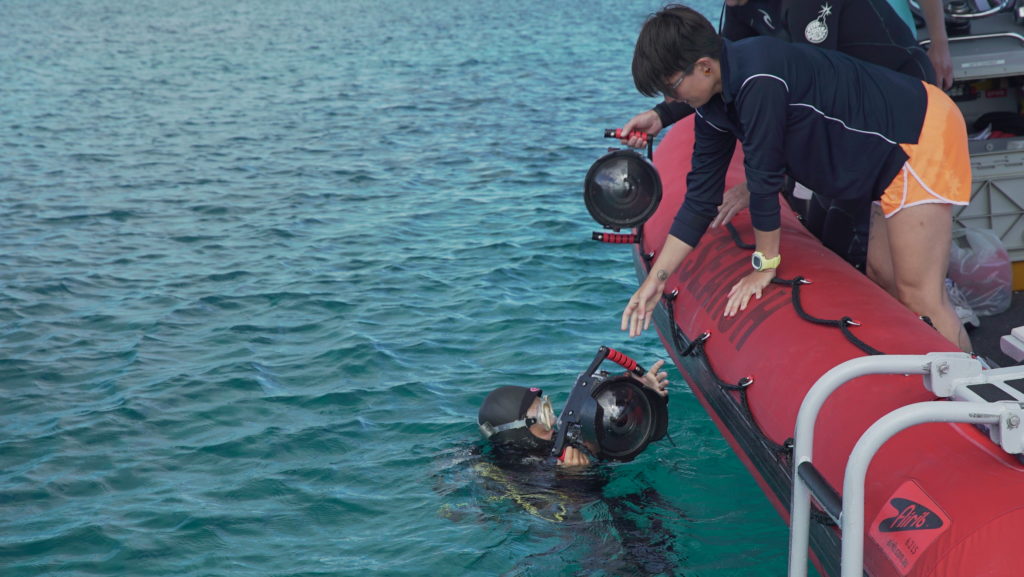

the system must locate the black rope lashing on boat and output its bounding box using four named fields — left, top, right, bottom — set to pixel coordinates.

left=663, top=292, right=792, bottom=458
left=726, top=223, right=755, bottom=250
left=725, top=225, right=887, bottom=356
left=693, top=336, right=793, bottom=457
left=771, top=276, right=885, bottom=356
left=719, top=227, right=872, bottom=525
left=652, top=222, right=890, bottom=460
left=664, top=290, right=709, bottom=357
left=645, top=227, right=872, bottom=526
